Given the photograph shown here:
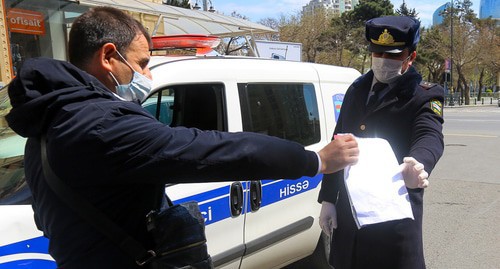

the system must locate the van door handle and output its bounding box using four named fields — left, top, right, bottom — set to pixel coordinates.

left=250, top=180, right=262, bottom=212
left=230, top=182, right=243, bottom=217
